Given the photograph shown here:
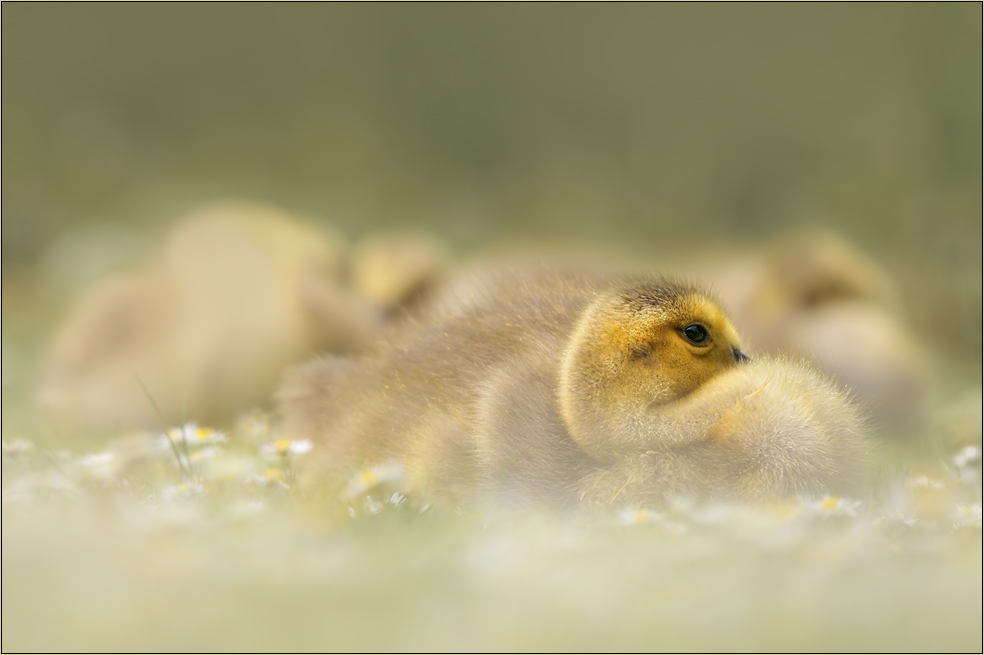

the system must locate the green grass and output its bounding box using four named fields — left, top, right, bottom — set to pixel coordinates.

left=3, top=404, right=981, bottom=651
